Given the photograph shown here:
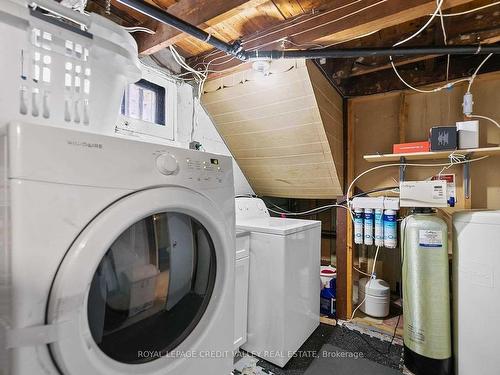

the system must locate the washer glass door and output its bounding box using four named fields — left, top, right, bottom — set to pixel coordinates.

left=88, top=212, right=216, bottom=364
left=46, top=187, right=231, bottom=375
